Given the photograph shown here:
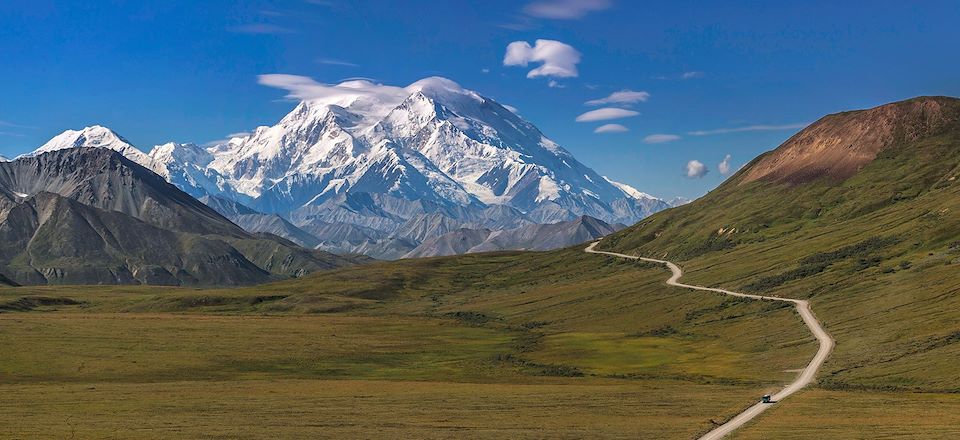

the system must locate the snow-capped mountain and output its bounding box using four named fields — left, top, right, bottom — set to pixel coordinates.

left=156, top=77, right=664, bottom=218
left=27, top=125, right=161, bottom=173
left=27, top=77, right=669, bottom=258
